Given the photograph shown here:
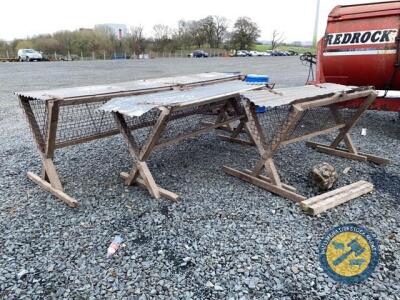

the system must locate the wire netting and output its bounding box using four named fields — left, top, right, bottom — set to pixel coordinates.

left=257, top=105, right=359, bottom=150
left=27, top=99, right=239, bottom=149
left=158, top=104, right=222, bottom=143
left=29, top=99, right=48, bottom=138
